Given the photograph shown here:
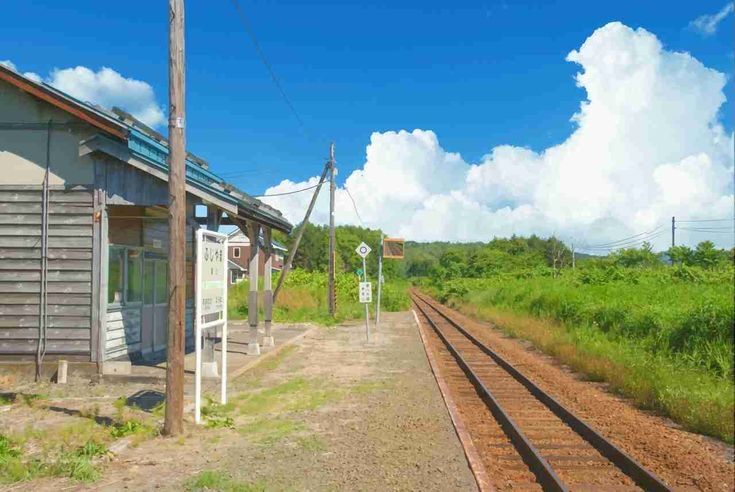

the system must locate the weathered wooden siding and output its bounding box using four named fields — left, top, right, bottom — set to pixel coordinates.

left=0, top=185, right=93, bottom=357
left=104, top=307, right=141, bottom=360
left=102, top=201, right=197, bottom=361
